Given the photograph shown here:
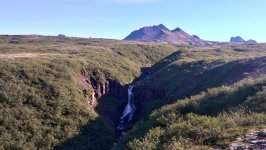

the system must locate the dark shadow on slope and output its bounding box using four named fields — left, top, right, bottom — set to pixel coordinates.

left=145, top=56, right=266, bottom=101
left=95, top=95, right=127, bottom=135
left=151, top=50, right=183, bottom=73
left=169, top=56, right=266, bottom=100
left=54, top=117, right=116, bottom=150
